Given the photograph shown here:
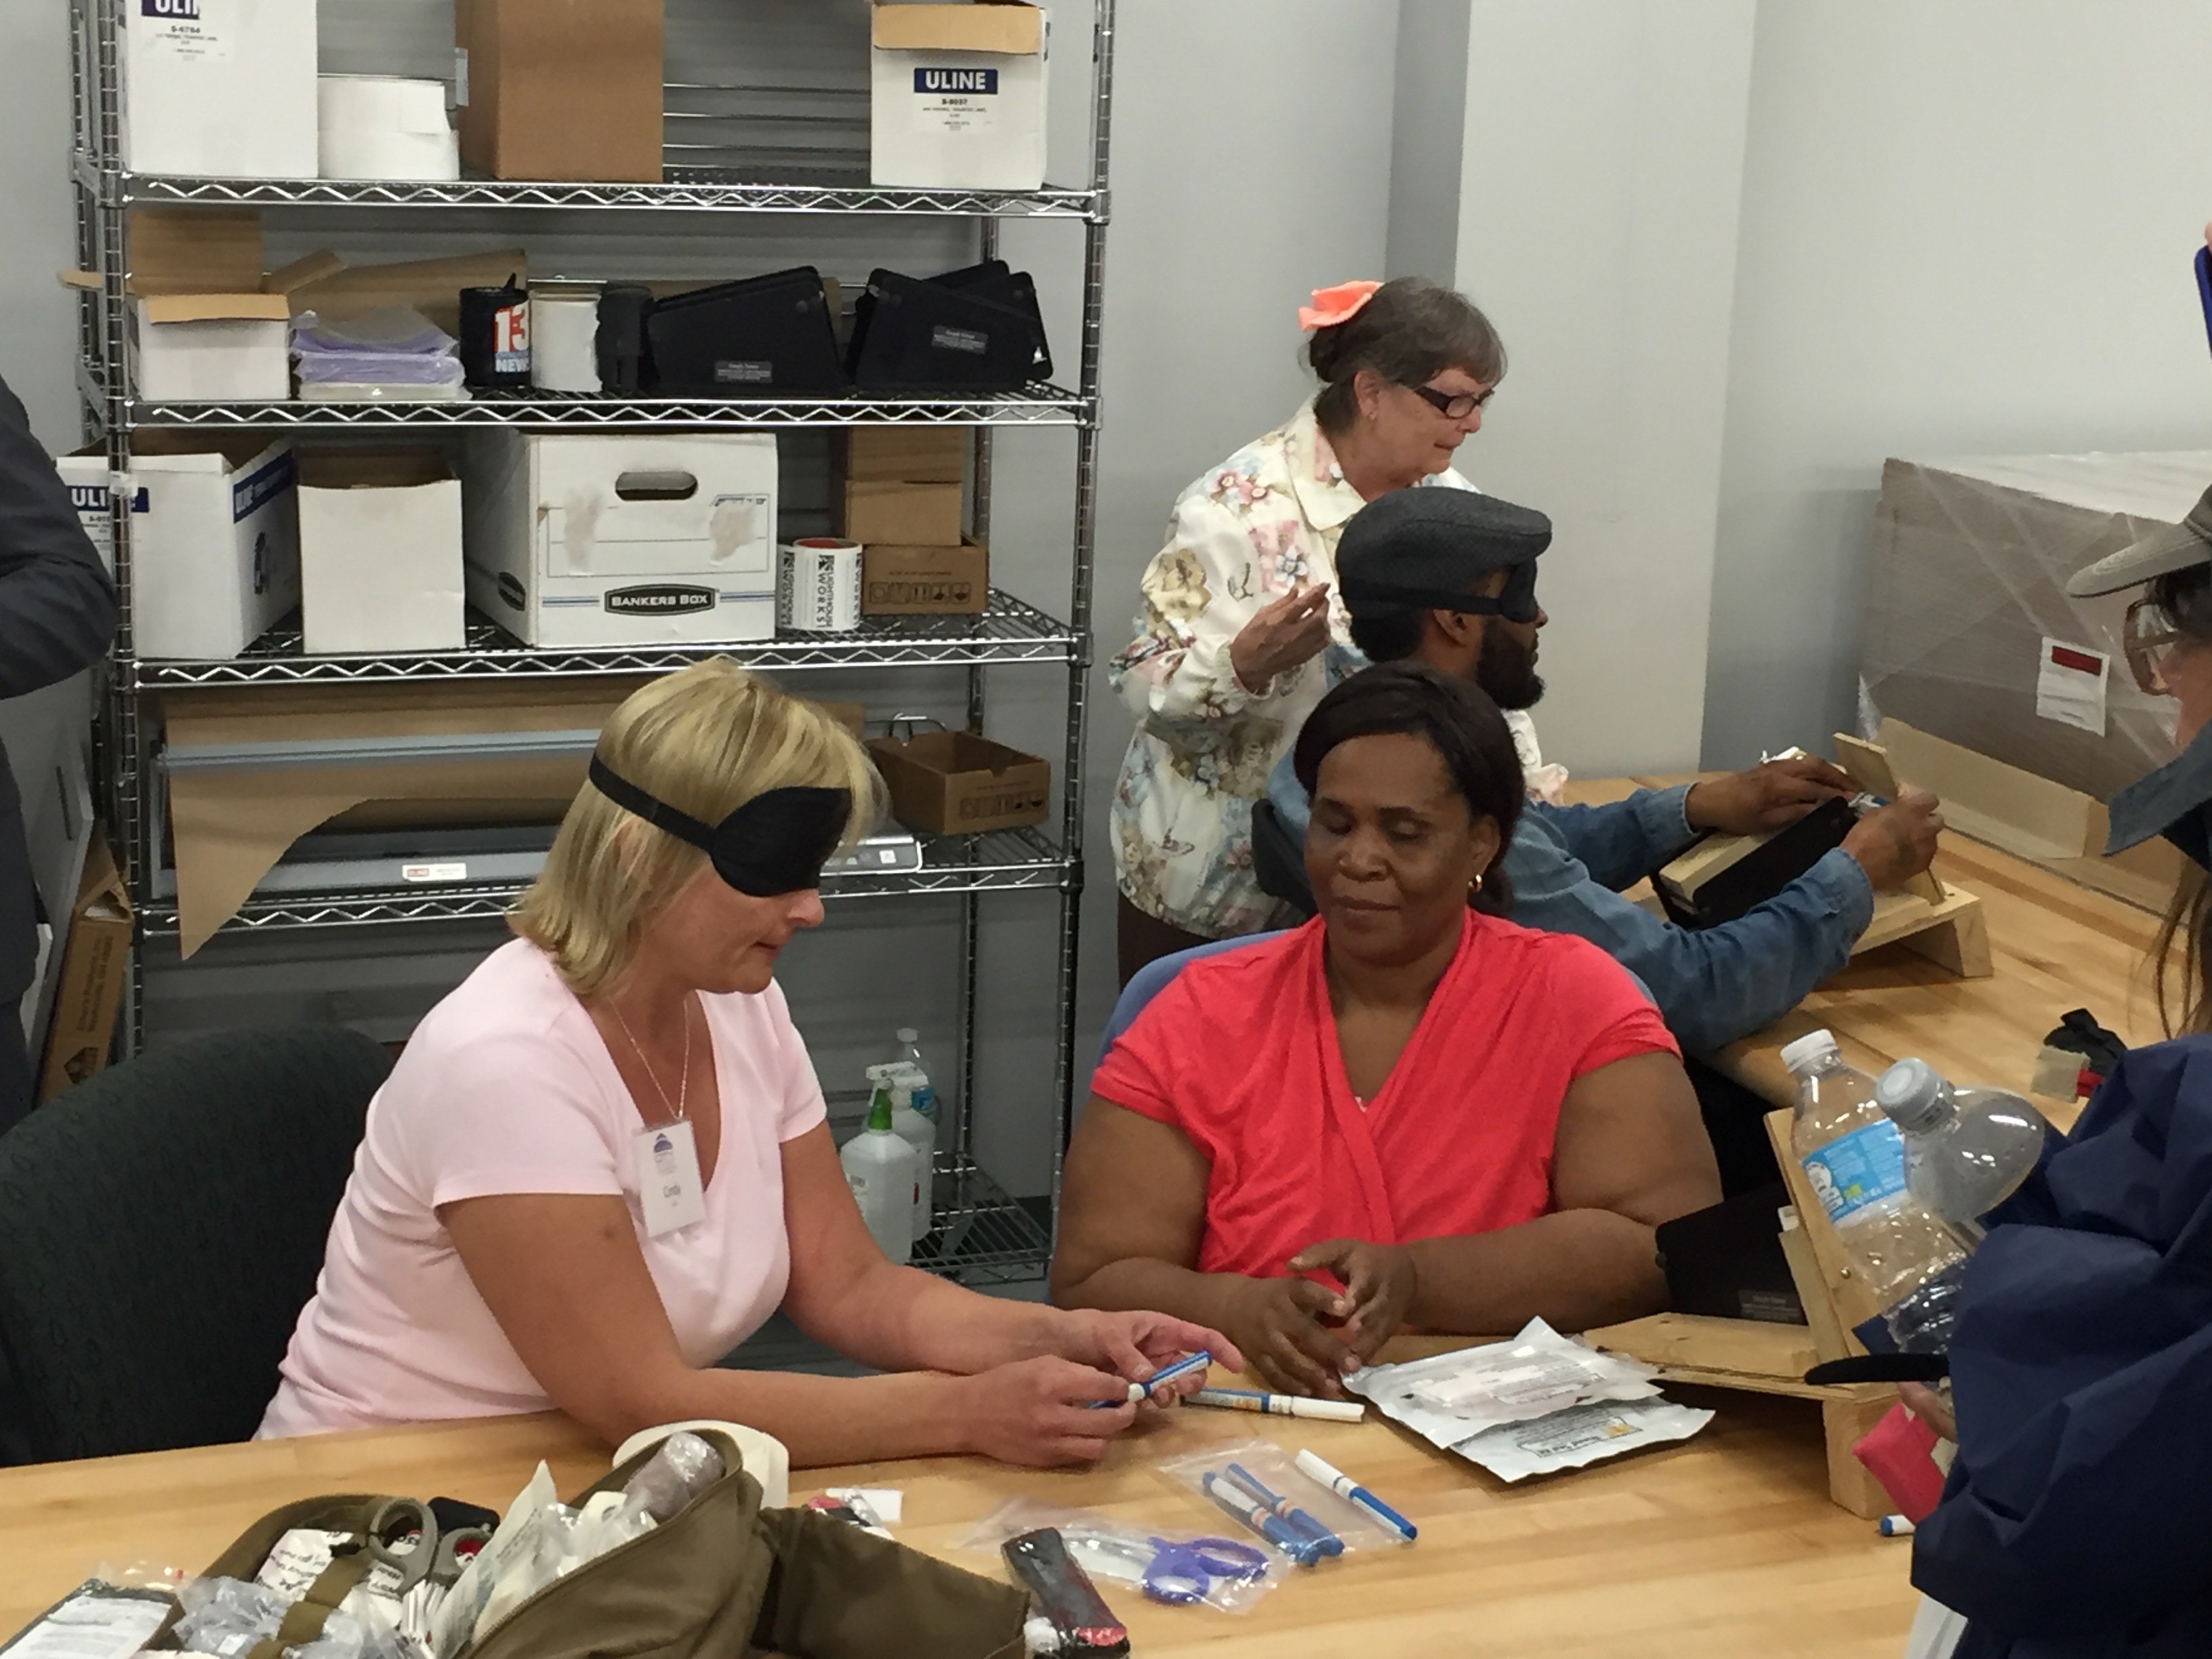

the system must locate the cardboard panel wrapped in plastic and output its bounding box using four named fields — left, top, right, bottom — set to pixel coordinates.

left=1862, top=453, right=2212, bottom=802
